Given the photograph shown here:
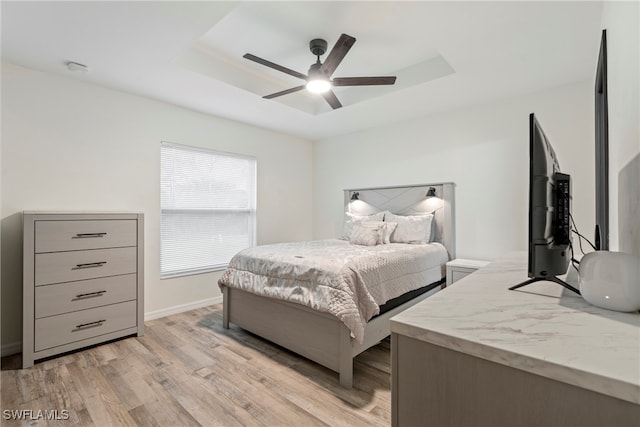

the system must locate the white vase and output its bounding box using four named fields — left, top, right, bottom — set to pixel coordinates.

left=579, top=251, right=640, bottom=312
